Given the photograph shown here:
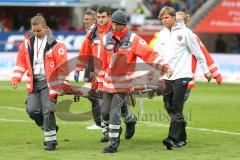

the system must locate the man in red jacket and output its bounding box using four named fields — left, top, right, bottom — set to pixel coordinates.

left=101, top=10, right=172, bottom=153
left=11, top=14, right=68, bottom=150
left=75, top=8, right=102, bottom=130
left=75, top=6, right=138, bottom=143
